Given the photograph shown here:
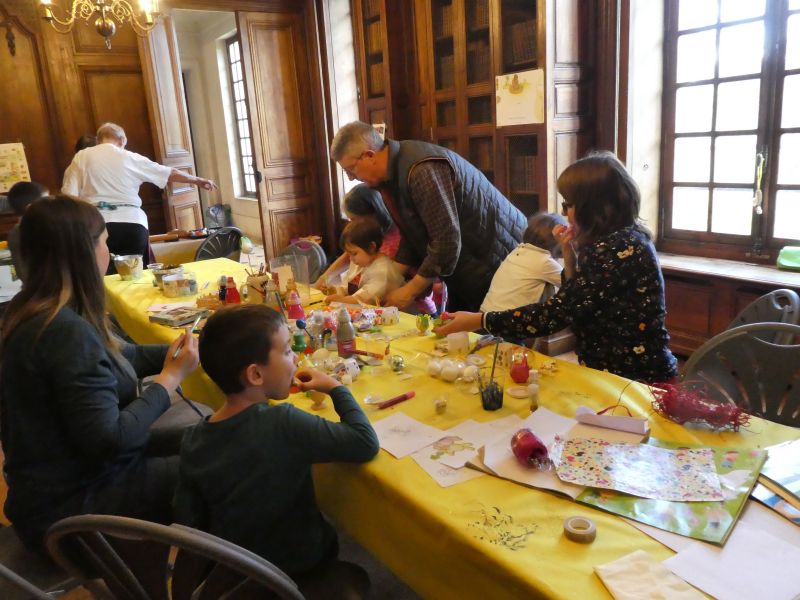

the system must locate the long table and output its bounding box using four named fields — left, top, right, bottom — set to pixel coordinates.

left=105, top=258, right=800, bottom=599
